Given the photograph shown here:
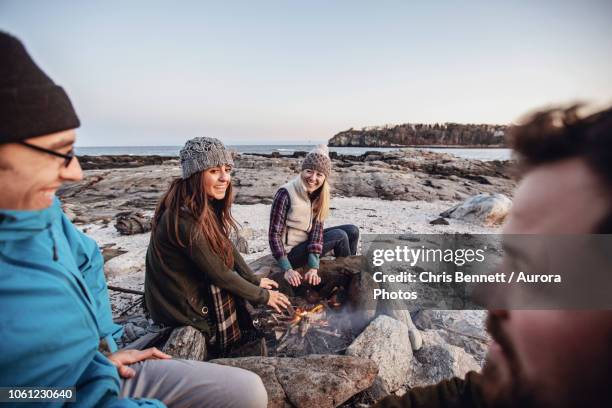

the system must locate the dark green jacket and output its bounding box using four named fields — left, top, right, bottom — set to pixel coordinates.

left=374, top=372, right=487, bottom=408
left=145, top=208, right=269, bottom=337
